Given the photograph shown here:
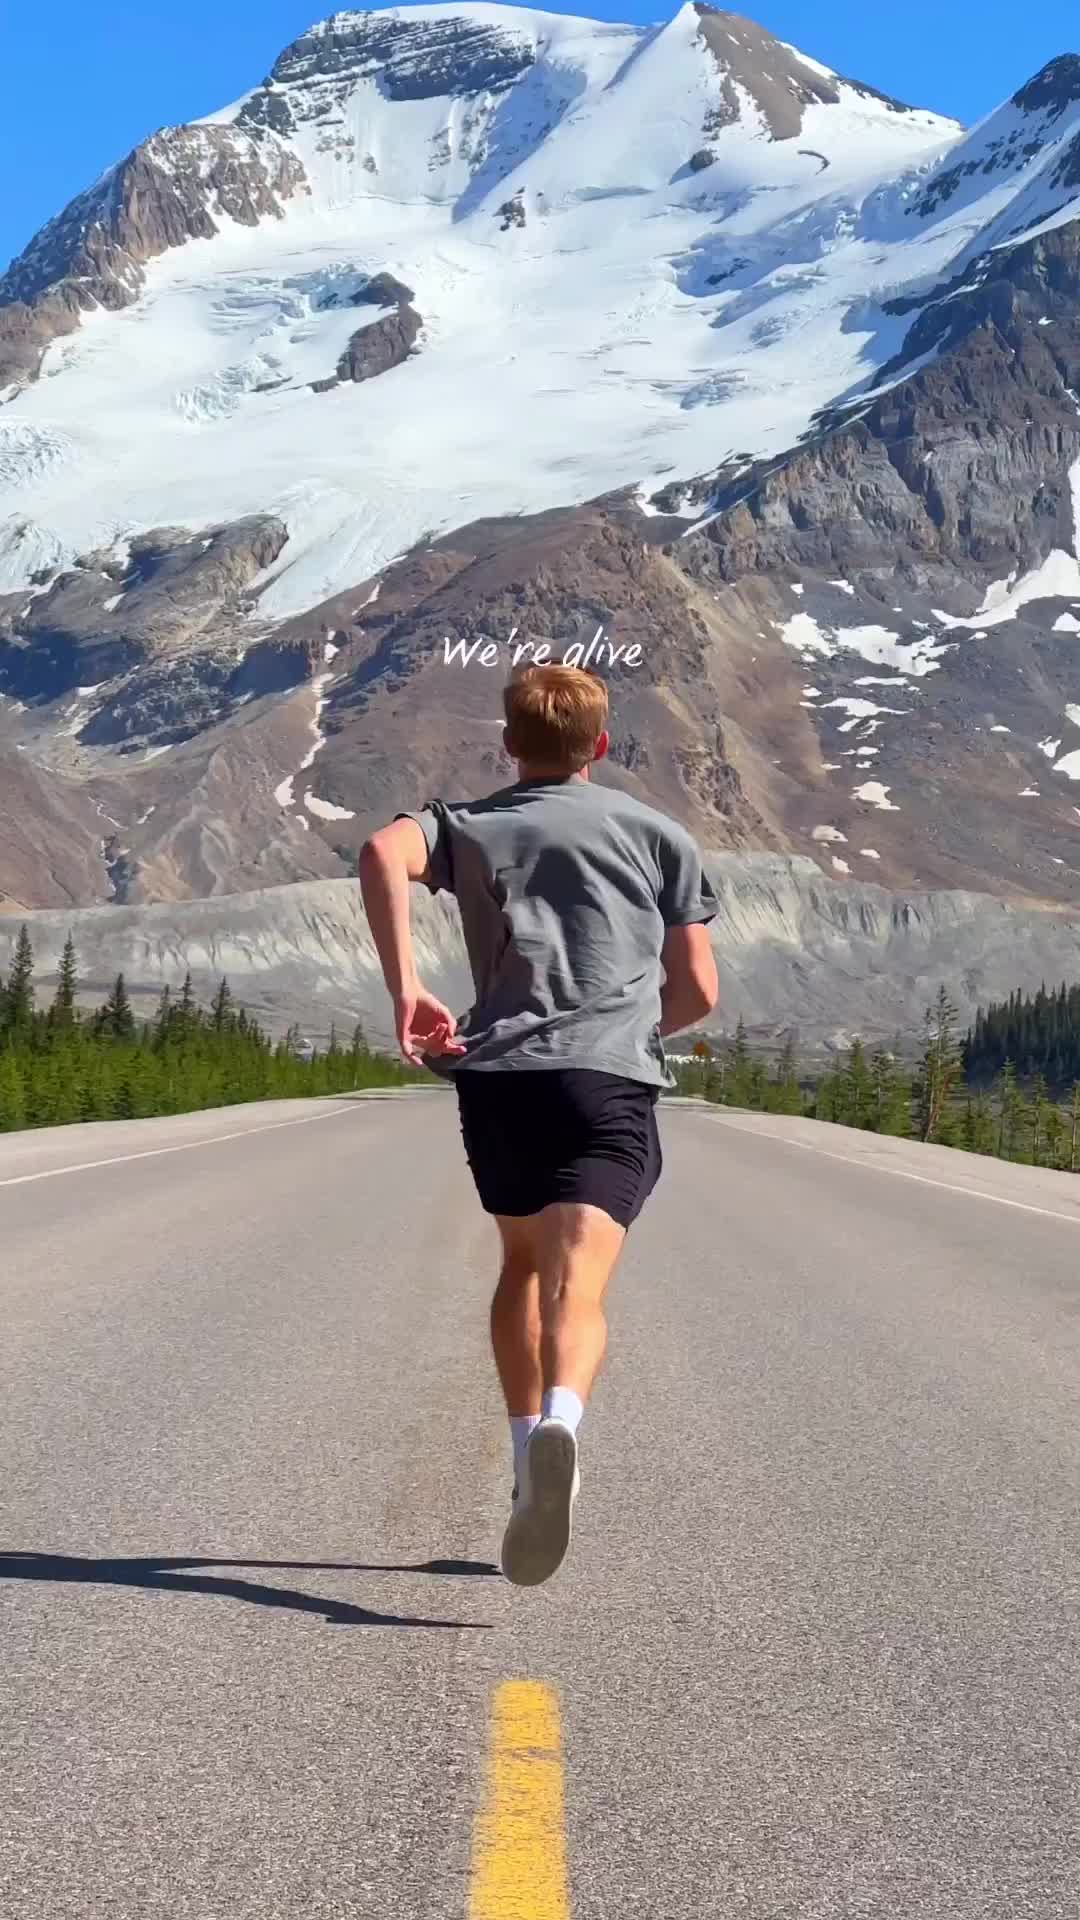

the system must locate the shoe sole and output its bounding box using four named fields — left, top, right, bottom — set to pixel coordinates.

left=501, top=1423, right=577, bottom=1588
